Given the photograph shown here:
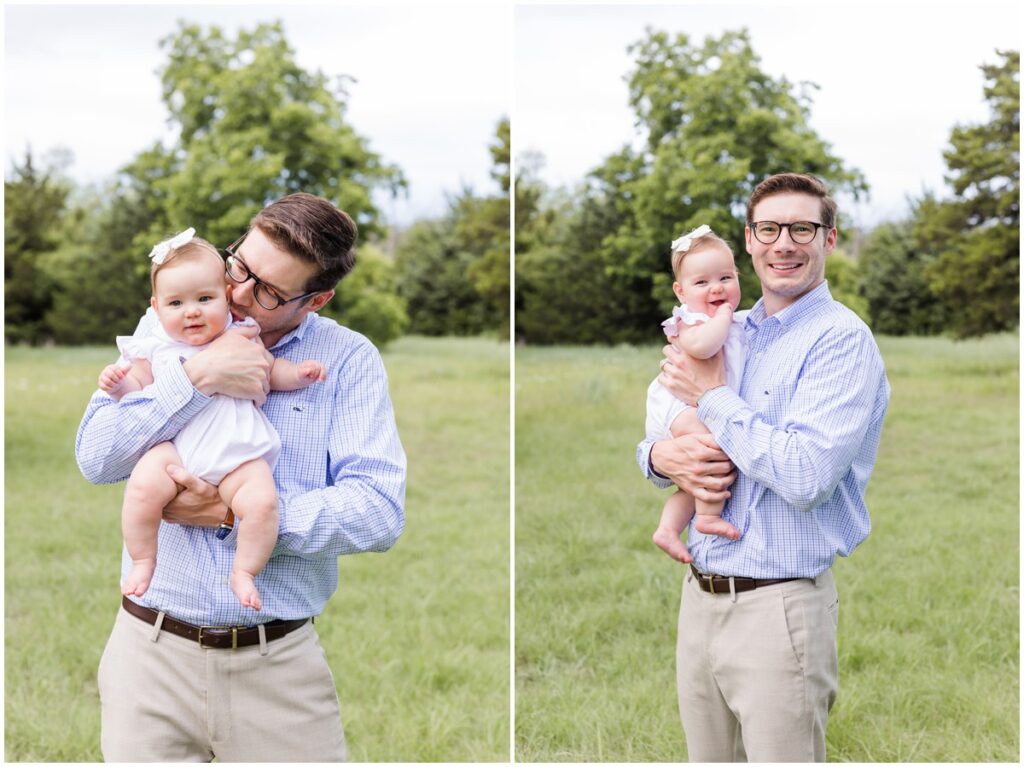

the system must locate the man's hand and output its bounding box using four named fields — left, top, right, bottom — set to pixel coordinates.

left=183, top=328, right=273, bottom=406
left=658, top=343, right=726, bottom=406
left=651, top=433, right=736, bottom=501
left=161, top=464, right=229, bottom=528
